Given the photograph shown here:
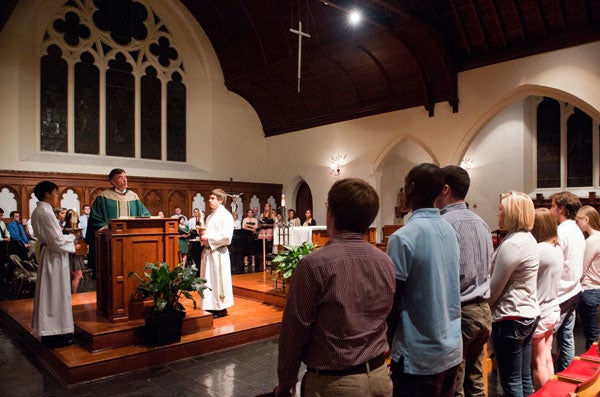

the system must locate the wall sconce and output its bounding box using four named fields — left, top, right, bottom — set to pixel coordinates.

left=330, top=154, right=347, bottom=176
left=460, top=157, right=473, bottom=170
